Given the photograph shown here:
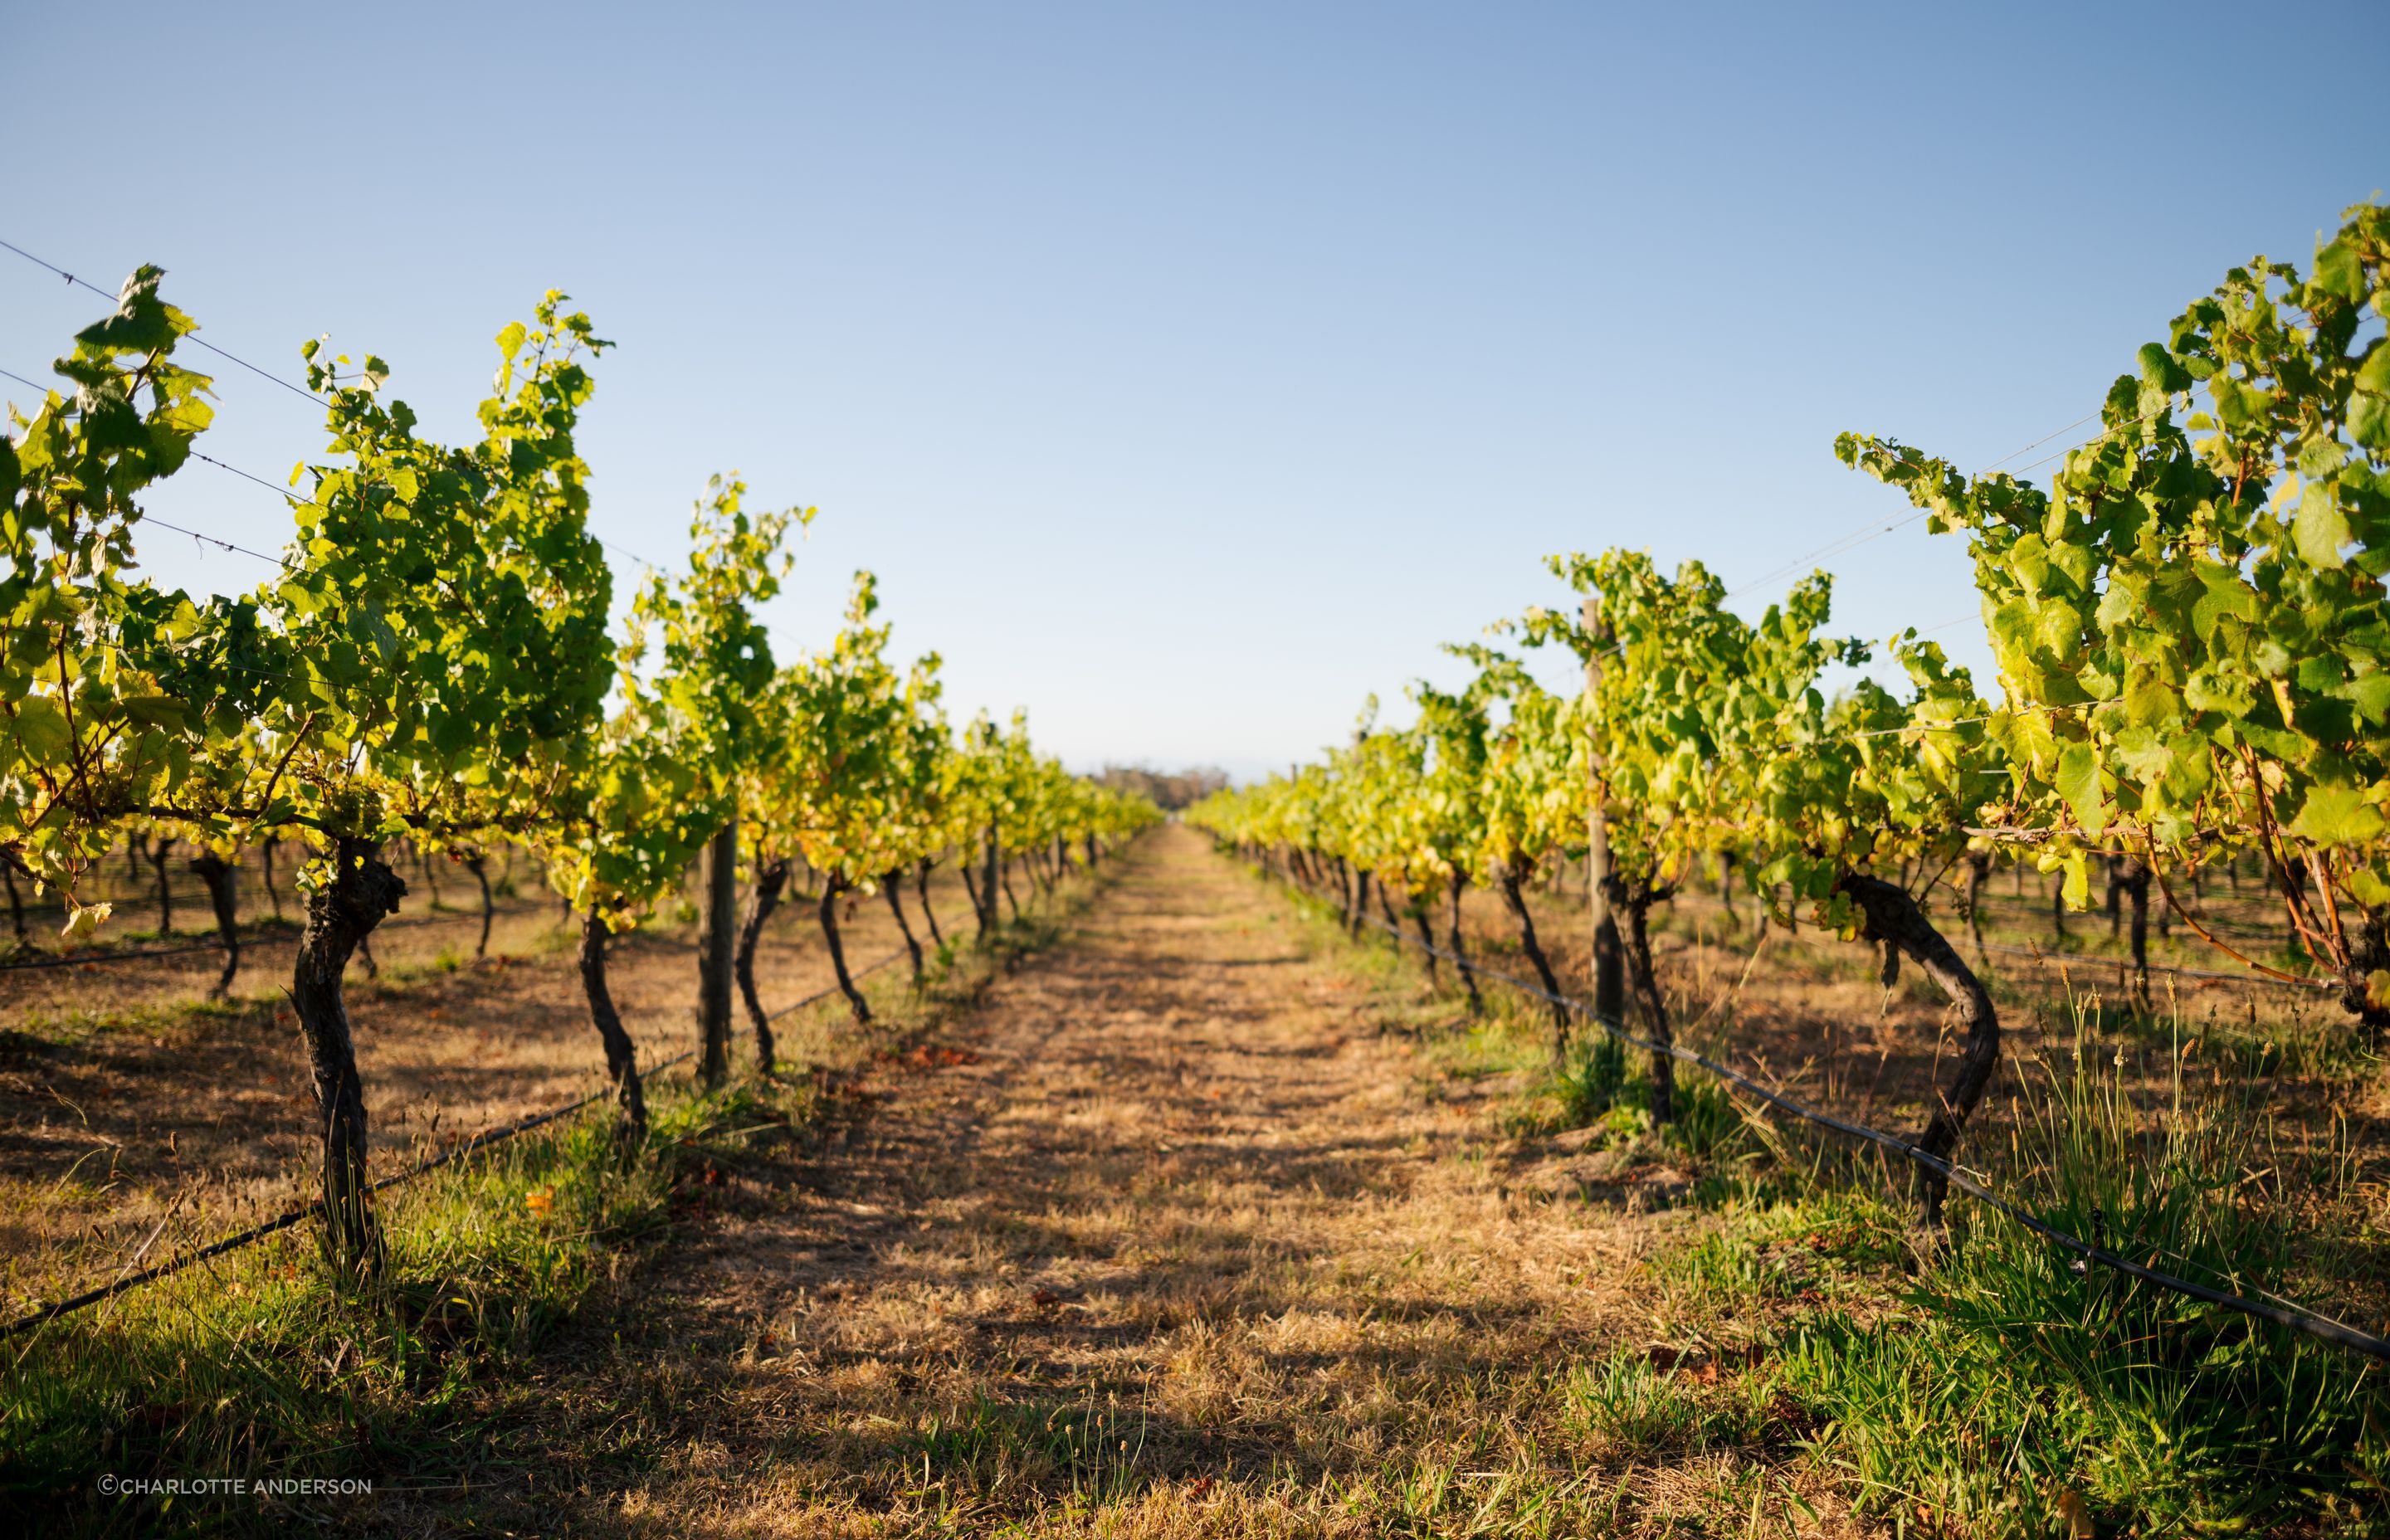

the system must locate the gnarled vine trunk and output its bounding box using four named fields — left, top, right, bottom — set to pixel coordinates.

left=290, top=839, right=405, bottom=1279
left=1408, top=899, right=1439, bottom=982
left=4, top=865, right=25, bottom=948
left=820, top=876, right=873, bottom=1024
left=958, top=861, right=983, bottom=932
left=978, top=824, right=999, bottom=938
left=1446, top=872, right=1482, bottom=1016
left=2120, top=857, right=2152, bottom=1011
left=915, top=859, right=944, bottom=949
left=189, top=850, right=239, bottom=1000
left=1601, top=872, right=1676, bottom=1124
left=465, top=853, right=494, bottom=960
left=735, top=857, right=790, bottom=1073
left=884, top=870, right=924, bottom=982
left=2339, top=904, right=2390, bottom=1043
left=1495, top=864, right=1571, bottom=1060
left=148, top=836, right=173, bottom=938
left=578, top=910, right=648, bottom=1148
left=1961, top=851, right=1991, bottom=967
left=1836, top=870, right=2000, bottom=1226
